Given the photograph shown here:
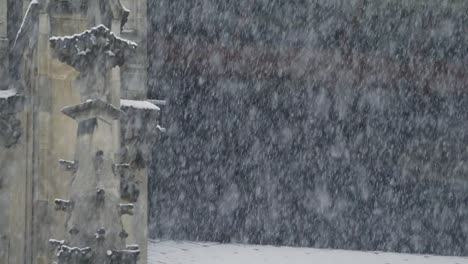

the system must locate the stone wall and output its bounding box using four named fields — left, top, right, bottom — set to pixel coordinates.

left=149, top=0, right=468, bottom=256
left=0, top=0, right=7, bottom=90
left=0, top=93, right=28, bottom=264
left=0, top=1, right=154, bottom=263
left=121, top=0, right=148, bottom=100
left=120, top=100, right=161, bottom=264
